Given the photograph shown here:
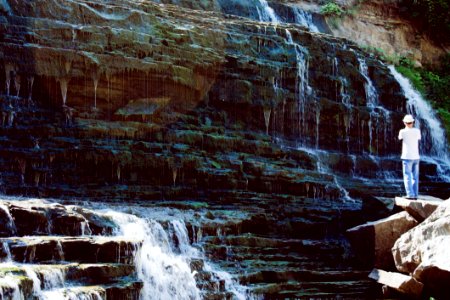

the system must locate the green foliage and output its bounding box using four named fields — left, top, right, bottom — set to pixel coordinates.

left=399, top=0, right=450, bottom=43
left=321, top=2, right=344, bottom=17
left=396, top=54, right=450, bottom=141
